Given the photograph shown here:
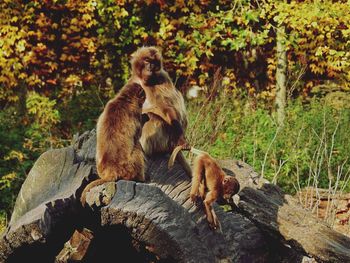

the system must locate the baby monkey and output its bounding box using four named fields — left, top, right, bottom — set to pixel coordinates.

left=169, top=145, right=240, bottom=230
